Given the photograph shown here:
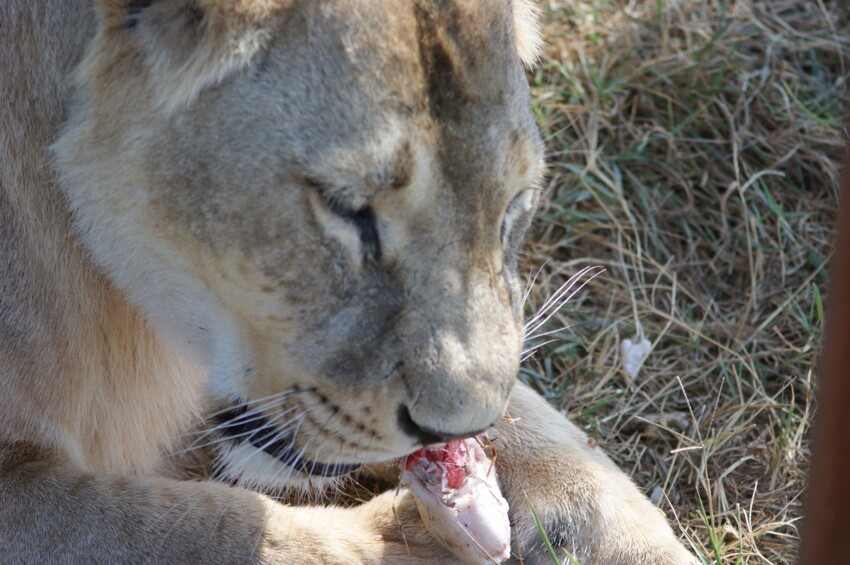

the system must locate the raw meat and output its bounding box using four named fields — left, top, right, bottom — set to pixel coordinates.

left=400, top=437, right=511, bottom=564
